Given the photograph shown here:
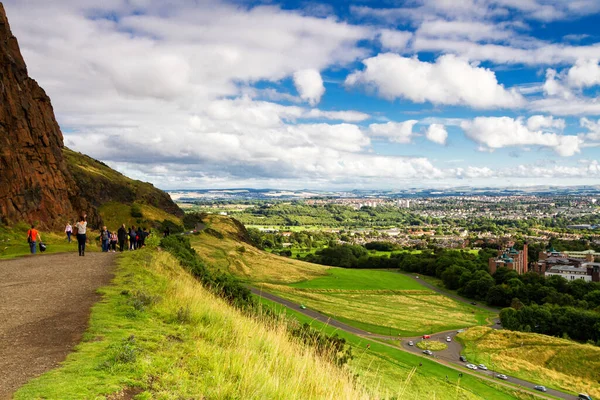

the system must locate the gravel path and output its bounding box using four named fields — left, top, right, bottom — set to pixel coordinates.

left=0, top=252, right=116, bottom=399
